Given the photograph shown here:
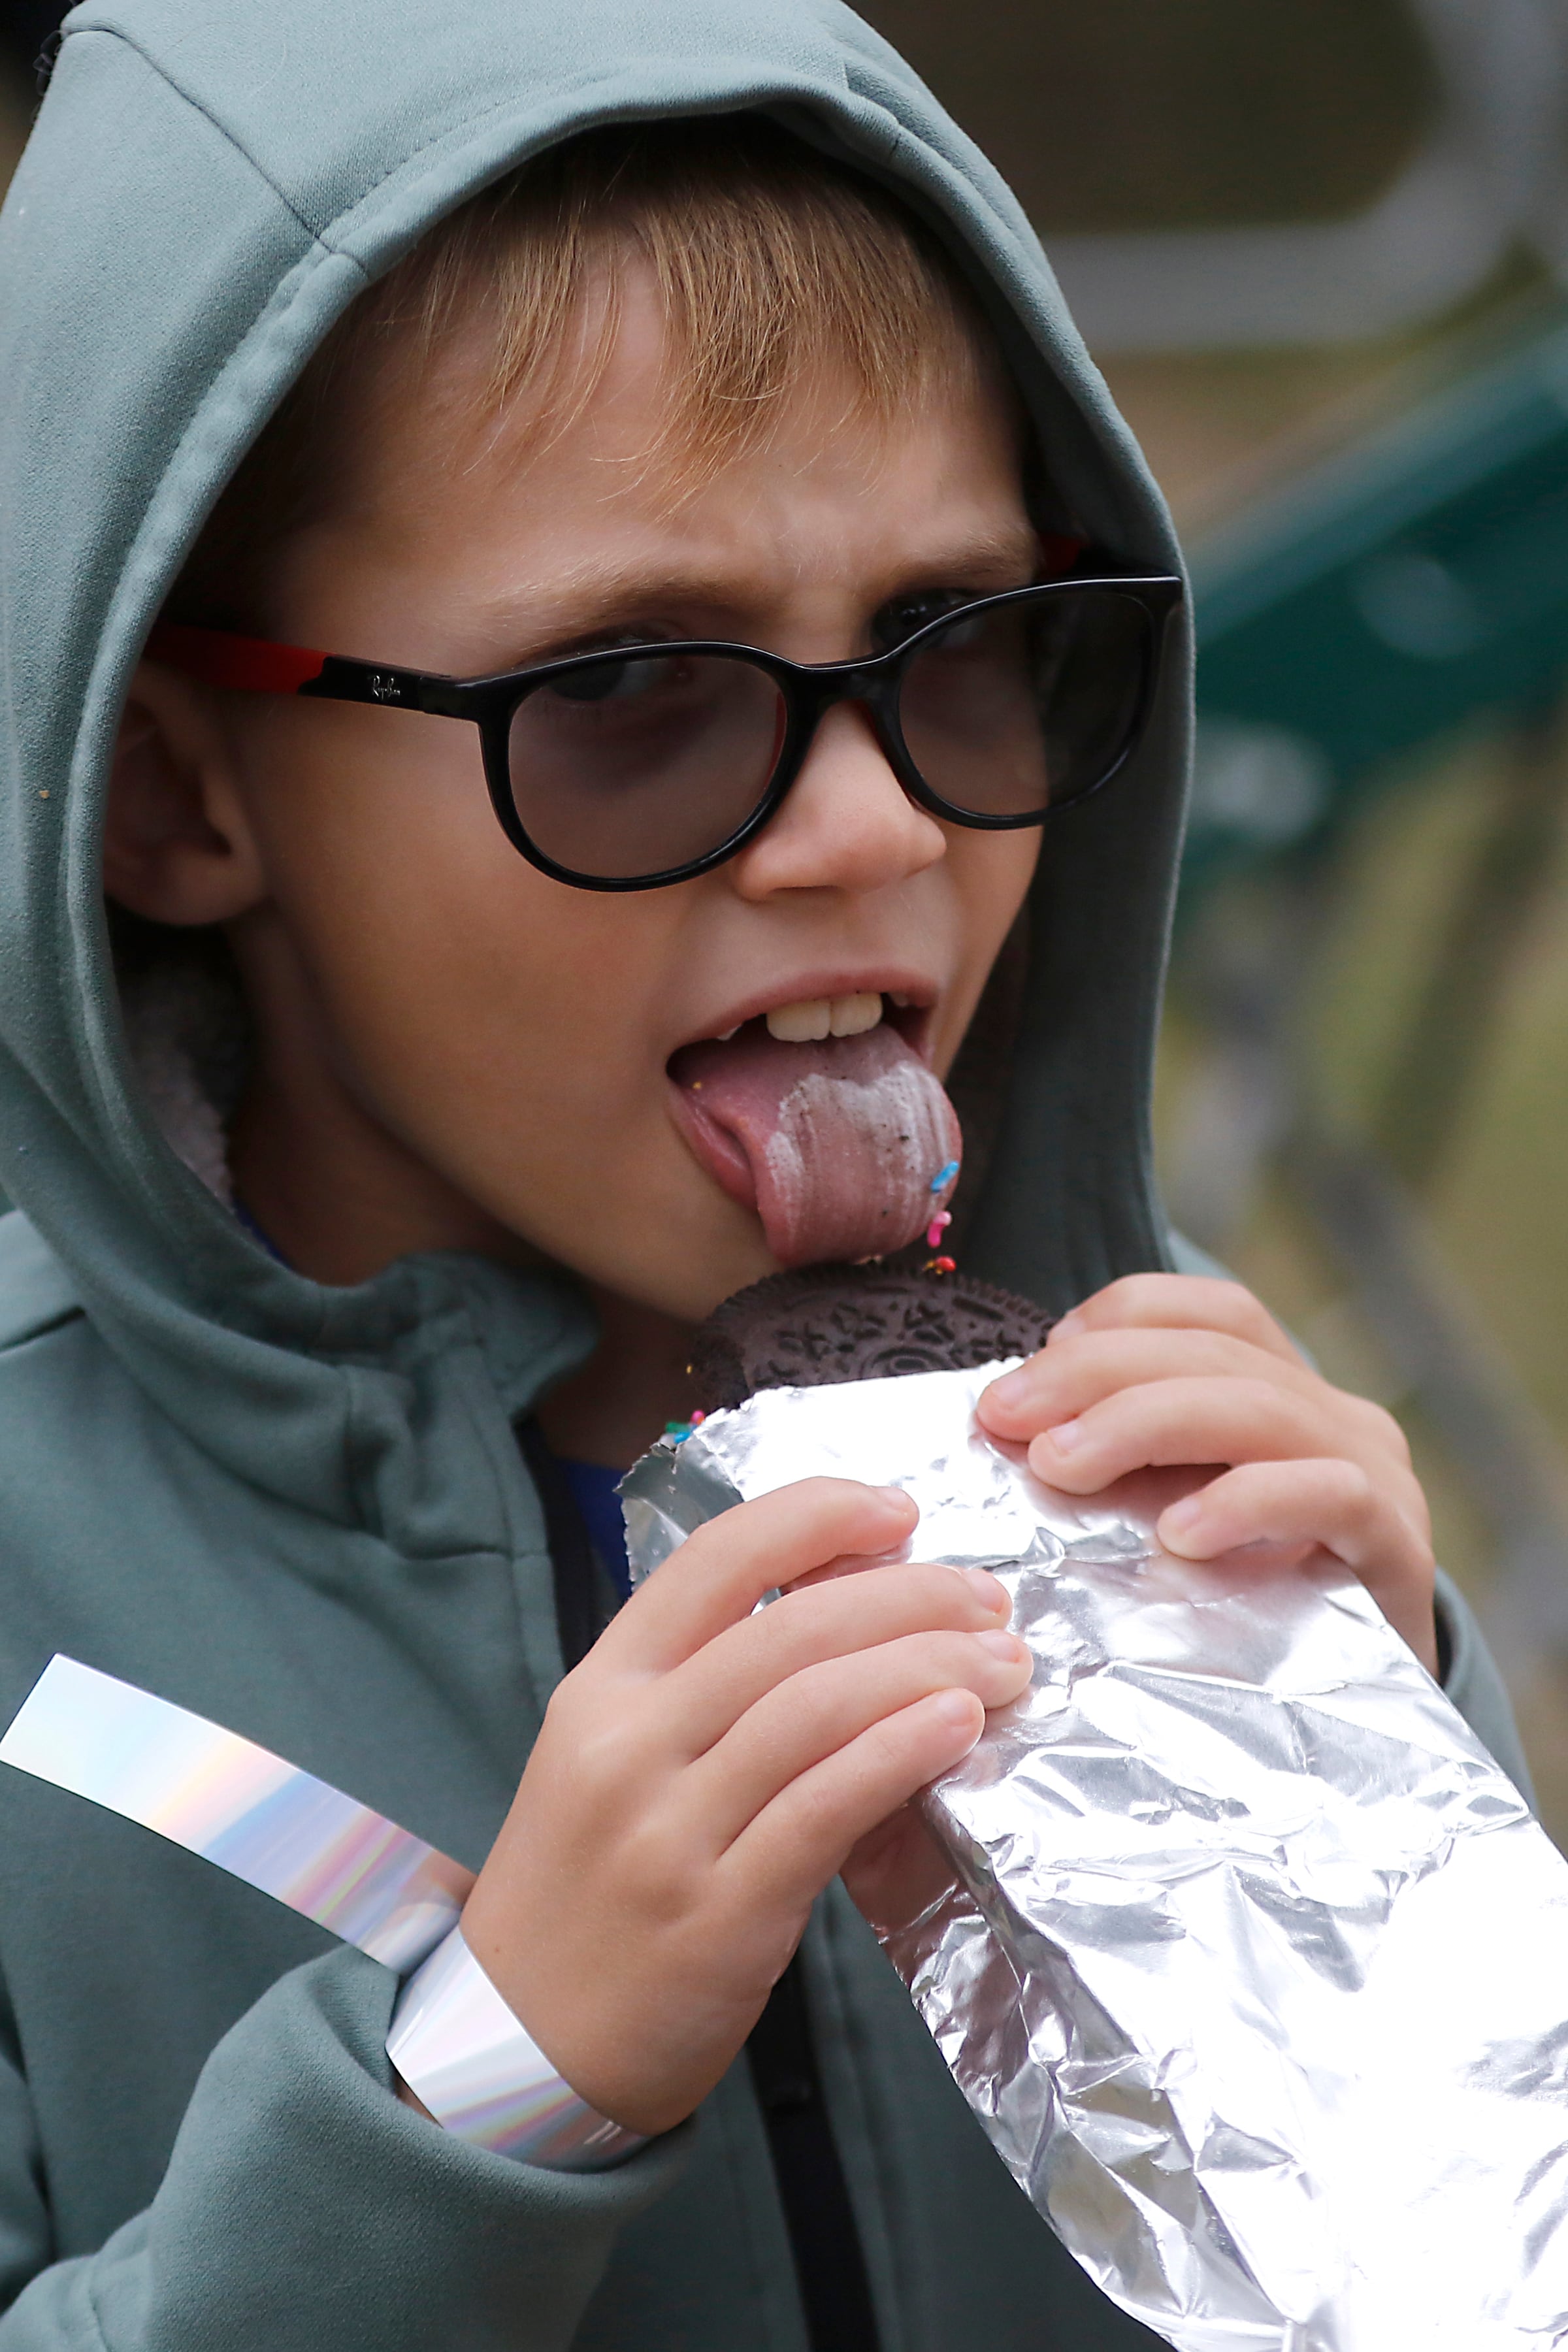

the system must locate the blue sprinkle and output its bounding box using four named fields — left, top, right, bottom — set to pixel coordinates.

left=930, top=1158, right=960, bottom=1193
